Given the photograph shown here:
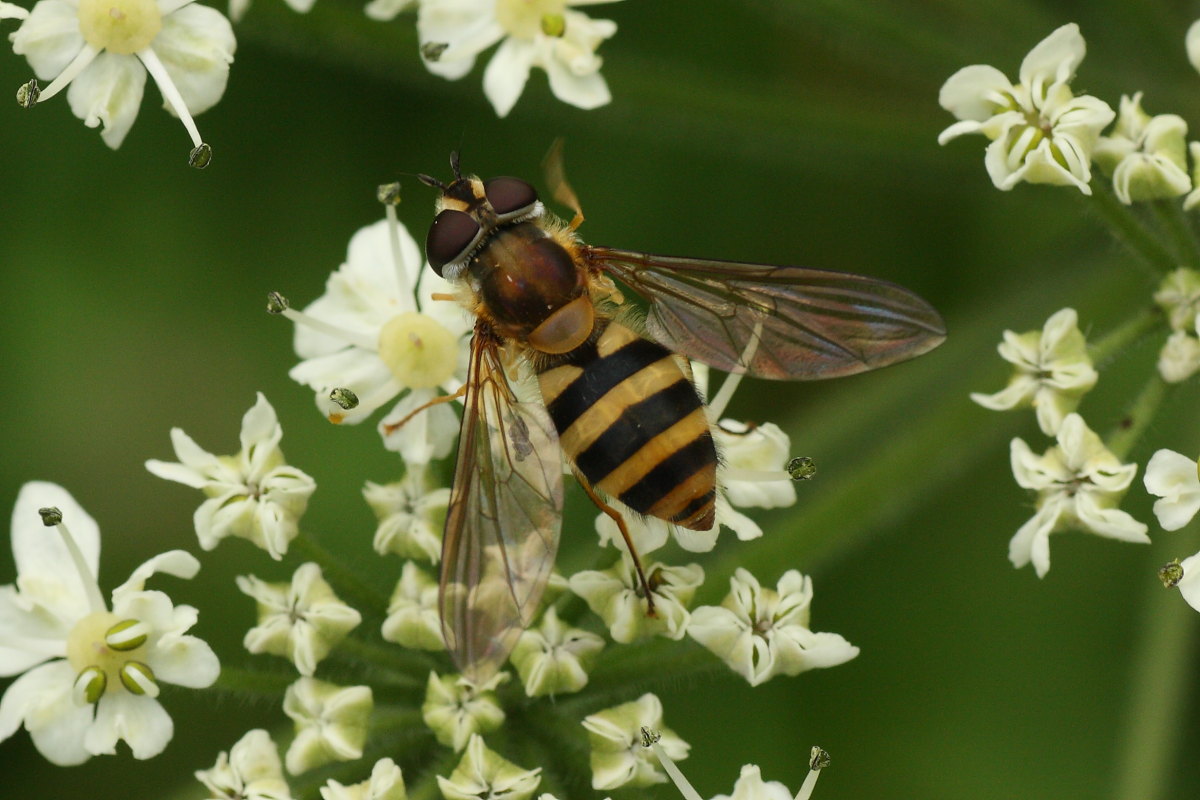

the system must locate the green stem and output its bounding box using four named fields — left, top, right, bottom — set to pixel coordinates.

left=292, top=531, right=390, bottom=615
left=1088, top=306, right=1164, bottom=368
left=210, top=665, right=295, bottom=697
left=1151, top=199, right=1200, bottom=271
left=1111, top=533, right=1198, bottom=800
left=1105, top=373, right=1169, bottom=460
left=1087, top=182, right=1177, bottom=275
left=335, top=635, right=437, bottom=687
